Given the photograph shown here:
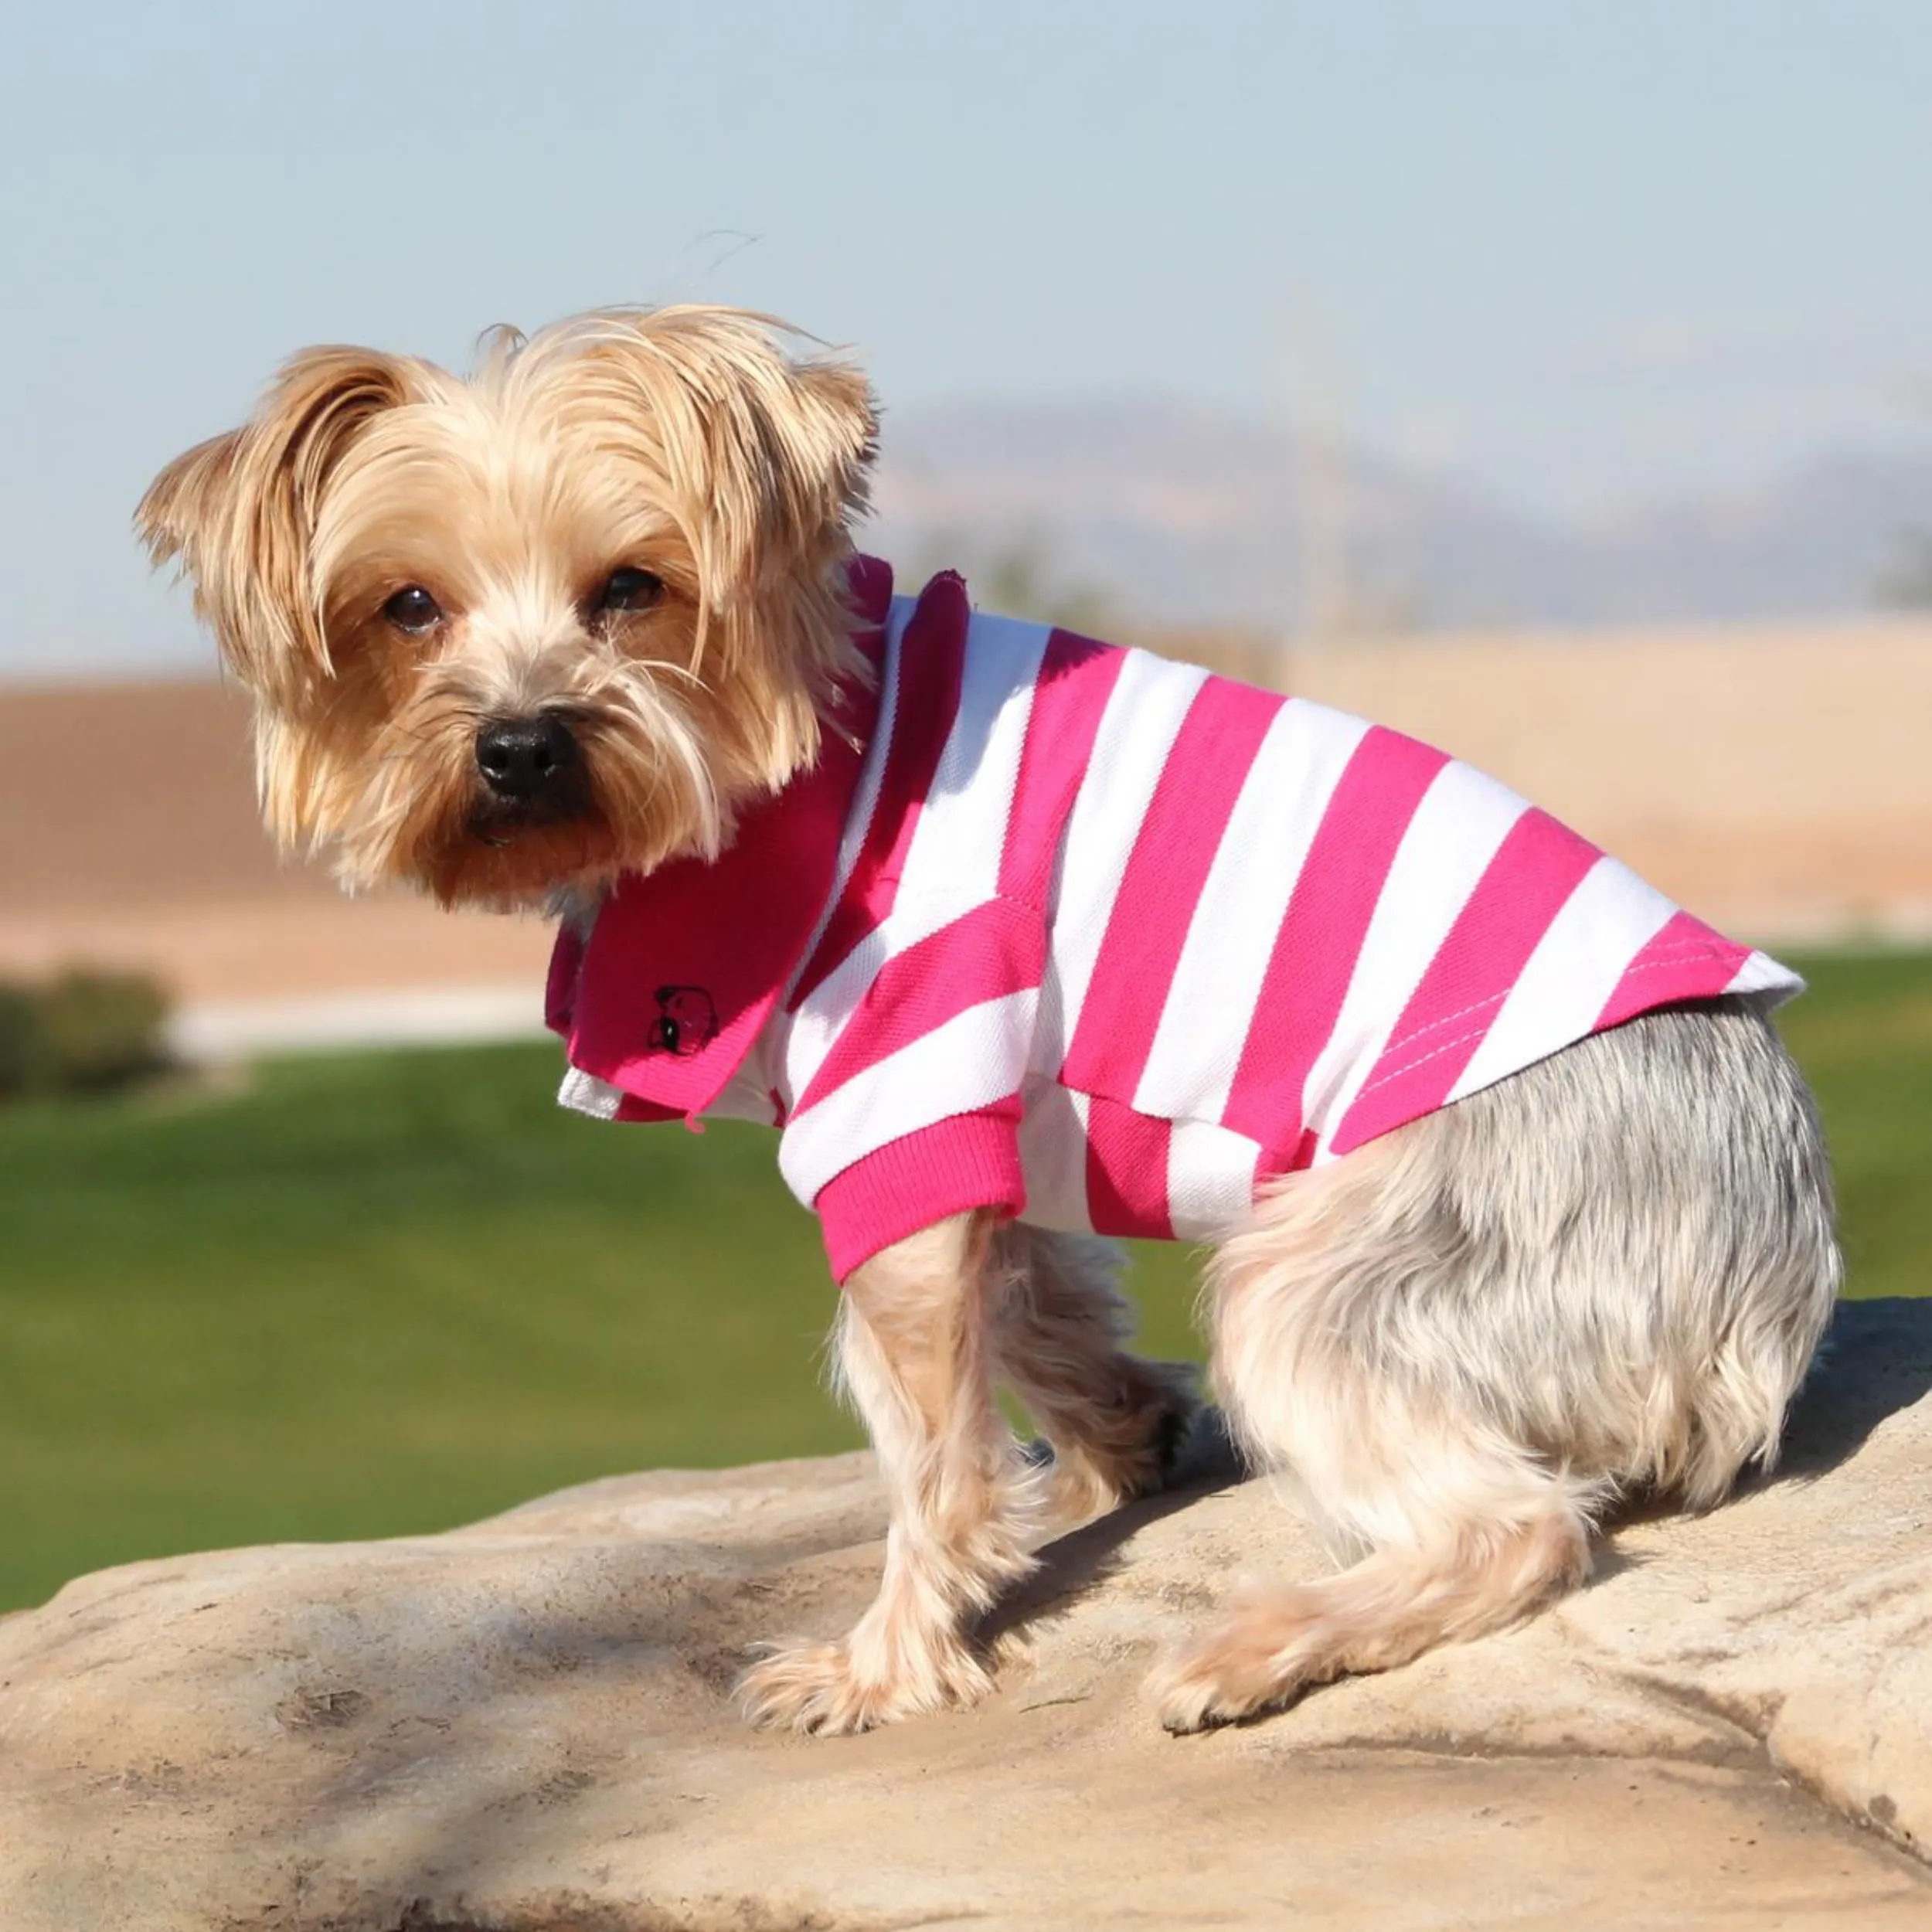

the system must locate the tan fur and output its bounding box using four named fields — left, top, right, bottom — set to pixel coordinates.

left=987, top=1224, right=1196, bottom=1527
left=1147, top=1512, right=1590, bottom=1732
left=140, top=306, right=1840, bottom=1740
left=736, top=1213, right=1048, bottom=1733
left=138, top=308, right=874, bottom=904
